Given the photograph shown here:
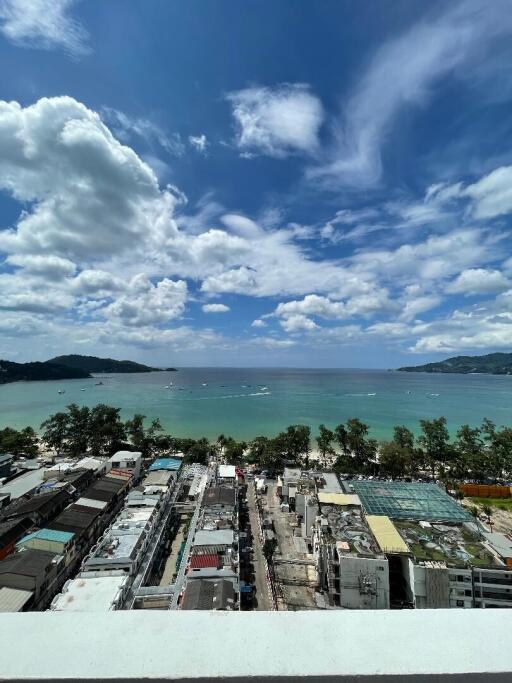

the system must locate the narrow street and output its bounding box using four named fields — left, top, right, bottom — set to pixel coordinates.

left=159, top=517, right=187, bottom=586
left=246, top=483, right=272, bottom=610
